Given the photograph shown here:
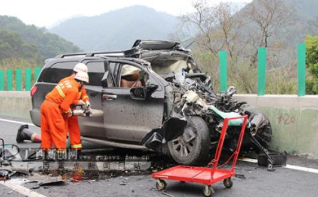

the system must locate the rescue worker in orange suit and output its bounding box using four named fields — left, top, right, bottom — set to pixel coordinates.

left=63, top=63, right=90, bottom=157
left=40, top=71, right=89, bottom=160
